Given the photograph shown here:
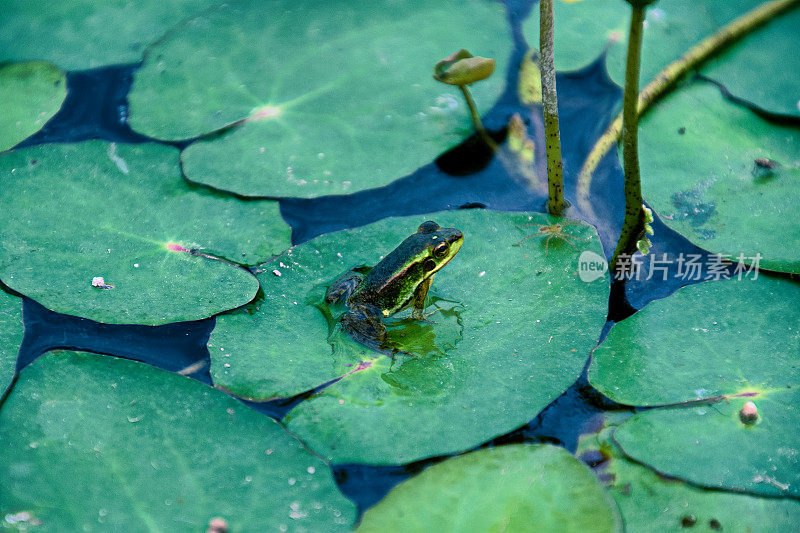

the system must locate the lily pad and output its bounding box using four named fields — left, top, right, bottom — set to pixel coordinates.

left=0, top=0, right=220, bottom=70
left=589, top=275, right=800, bottom=406
left=703, top=7, right=800, bottom=117
left=522, top=0, right=798, bottom=118
left=0, top=289, right=23, bottom=393
left=523, top=1, right=753, bottom=80
left=615, top=390, right=800, bottom=498
left=0, top=350, right=356, bottom=531
left=577, top=415, right=800, bottom=532
left=638, top=82, right=800, bottom=273
left=357, top=444, right=622, bottom=532
left=0, top=62, right=66, bottom=152
left=210, top=210, right=609, bottom=463
left=0, top=141, right=291, bottom=325
left=604, top=0, right=755, bottom=88
left=128, top=0, right=512, bottom=198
